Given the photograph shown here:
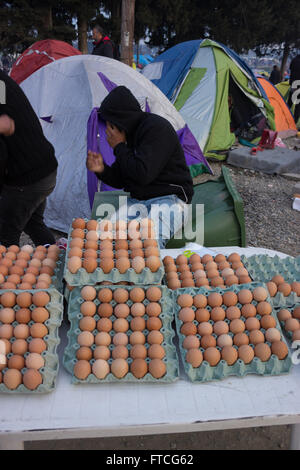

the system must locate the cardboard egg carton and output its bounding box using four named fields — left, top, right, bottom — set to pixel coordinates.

left=173, top=282, right=292, bottom=383
left=63, top=285, right=179, bottom=383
